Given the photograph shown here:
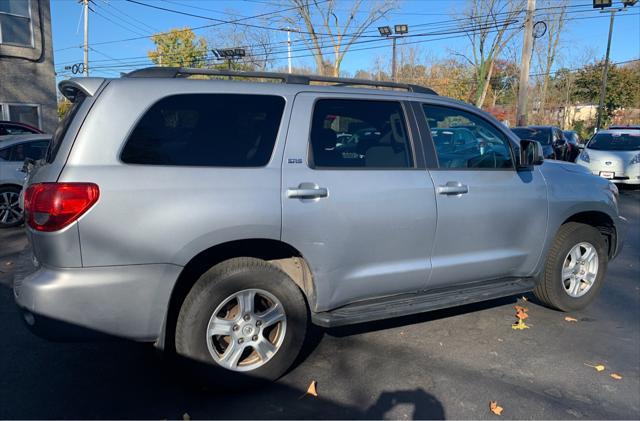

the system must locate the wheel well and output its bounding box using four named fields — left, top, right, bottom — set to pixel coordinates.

left=562, top=211, right=616, bottom=258
left=0, top=183, right=23, bottom=190
left=160, top=239, right=313, bottom=351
